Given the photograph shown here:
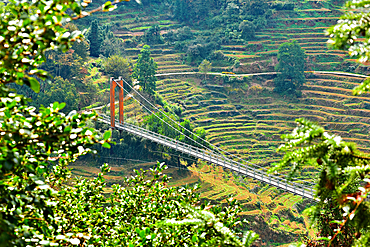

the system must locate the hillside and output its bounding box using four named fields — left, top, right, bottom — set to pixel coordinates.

left=71, top=0, right=370, bottom=245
